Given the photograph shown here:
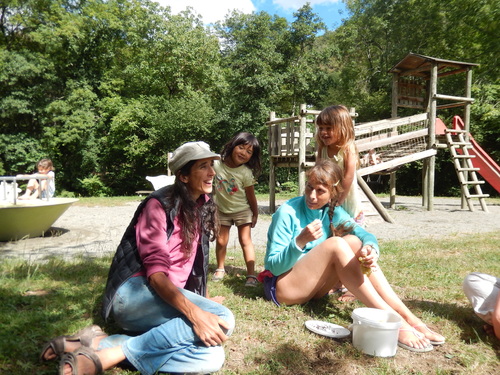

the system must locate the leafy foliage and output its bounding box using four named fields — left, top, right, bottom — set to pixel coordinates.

left=0, top=0, right=497, bottom=196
